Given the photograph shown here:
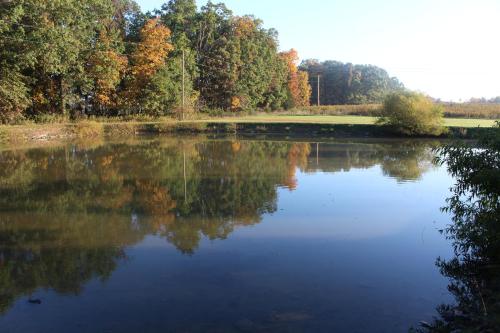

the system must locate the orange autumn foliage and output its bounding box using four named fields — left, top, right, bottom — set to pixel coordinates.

left=234, top=16, right=255, bottom=37
left=280, top=49, right=311, bottom=108
left=31, top=77, right=59, bottom=114
left=284, top=143, right=311, bottom=190
left=297, top=70, right=312, bottom=107
left=231, top=96, right=242, bottom=111
left=281, top=49, right=299, bottom=74
left=130, top=18, right=173, bottom=81
left=231, top=141, right=241, bottom=153
left=122, top=18, right=174, bottom=107
left=135, top=180, right=177, bottom=231
left=88, top=30, right=128, bottom=108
